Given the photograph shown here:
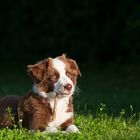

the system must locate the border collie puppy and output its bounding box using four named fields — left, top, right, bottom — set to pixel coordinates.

left=0, top=54, right=81, bottom=133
